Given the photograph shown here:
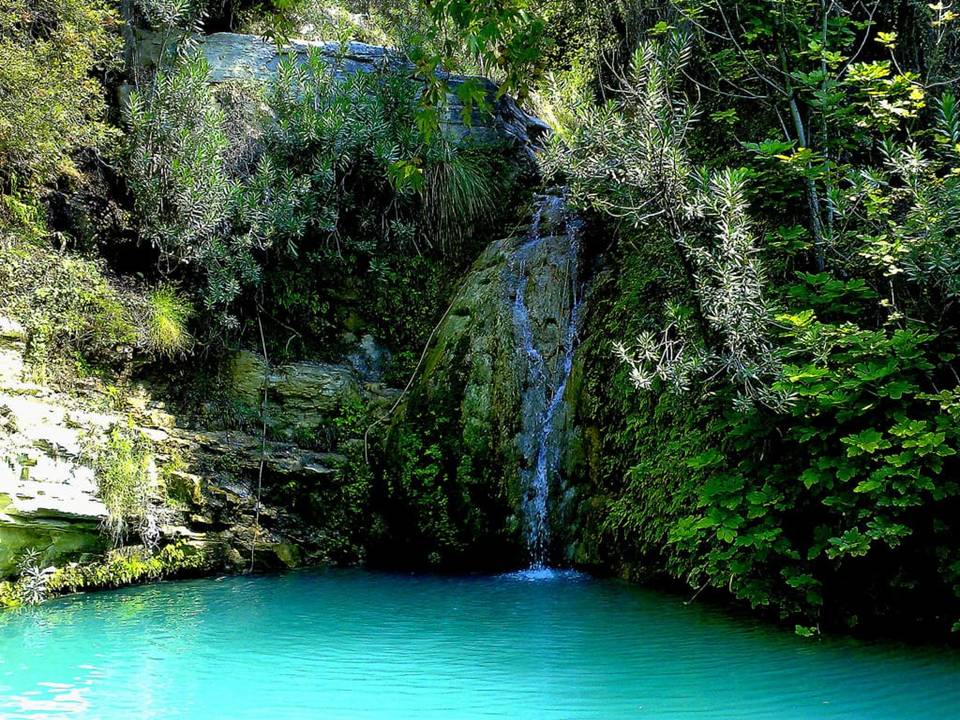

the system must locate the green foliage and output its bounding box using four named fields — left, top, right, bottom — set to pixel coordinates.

left=245, top=47, right=517, bottom=354
left=0, top=188, right=47, bottom=241
left=14, top=549, right=51, bottom=605
left=0, top=238, right=206, bottom=376
left=564, top=239, right=720, bottom=578
left=146, top=285, right=194, bottom=357
left=0, top=581, right=20, bottom=609
left=422, top=142, right=495, bottom=256
left=417, top=0, right=546, bottom=100
left=1, top=541, right=210, bottom=610
left=549, top=38, right=782, bottom=408
left=252, top=49, right=424, bottom=250
left=0, top=0, right=119, bottom=205
left=124, top=54, right=255, bottom=325
left=91, top=423, right=156, bottom=547
left=118, top=37, right=514, bottom=349
left=375, top=257, right=446, bottom=351
left=0, top=241, right=139, bottom=378
left=45, top=541, right=212, bottom=596
left=555, top=0, right=960, bottom=635
left=842, top=99, right=960, bottom=301
left=133, top=0, right=203, bottom=32
left=260, top=1, right=547, bottom=136
left=668, top=318, right=960, bottom=629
